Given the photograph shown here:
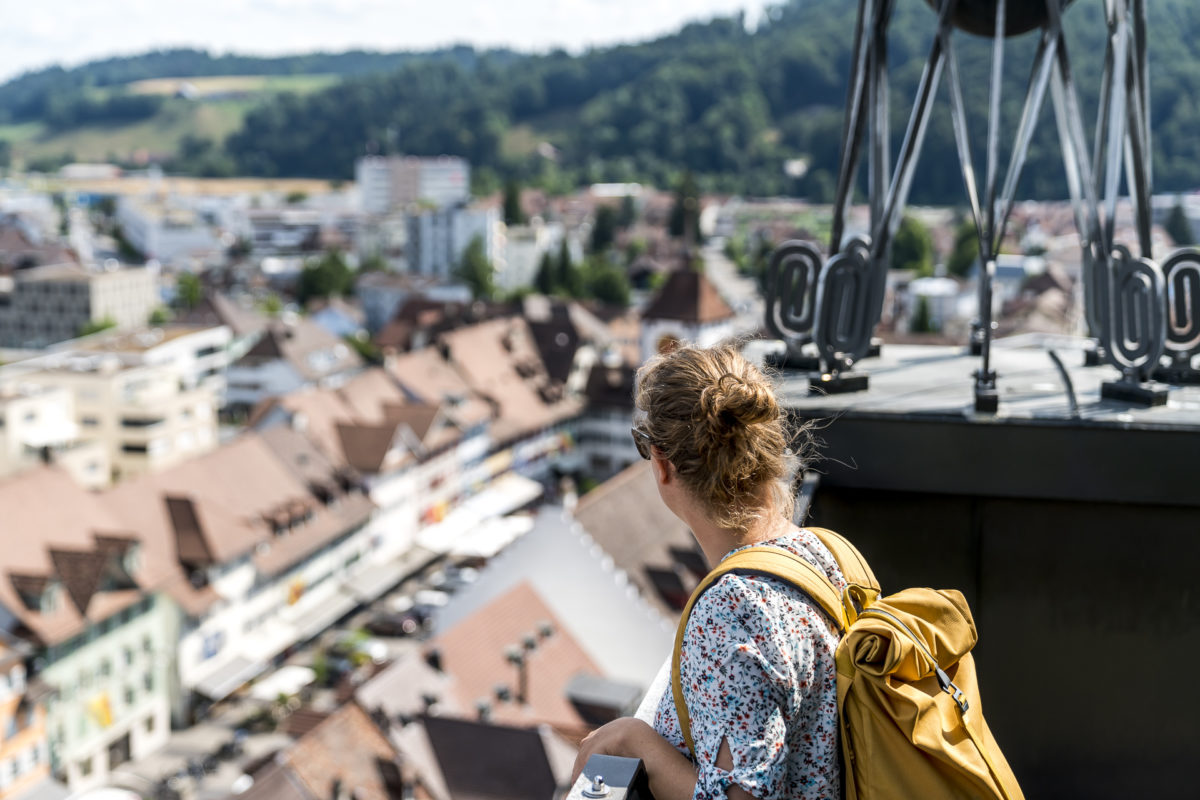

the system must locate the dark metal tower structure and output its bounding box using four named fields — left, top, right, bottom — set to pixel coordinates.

left=765, top=0, right=1200, bottom=410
